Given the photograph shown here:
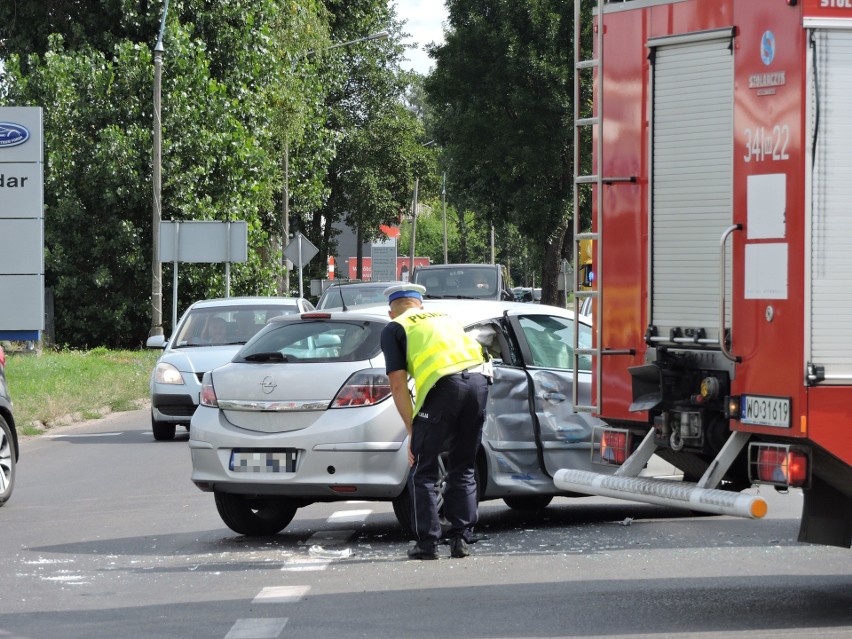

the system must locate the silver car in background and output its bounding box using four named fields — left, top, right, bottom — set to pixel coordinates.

left=146, top=296, right=314, bottom=441
left=189, top=300, right=610, bottom=536
left=315, top=280, right=404, bottom=310
left=0, top=344, right=18, bottom=506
